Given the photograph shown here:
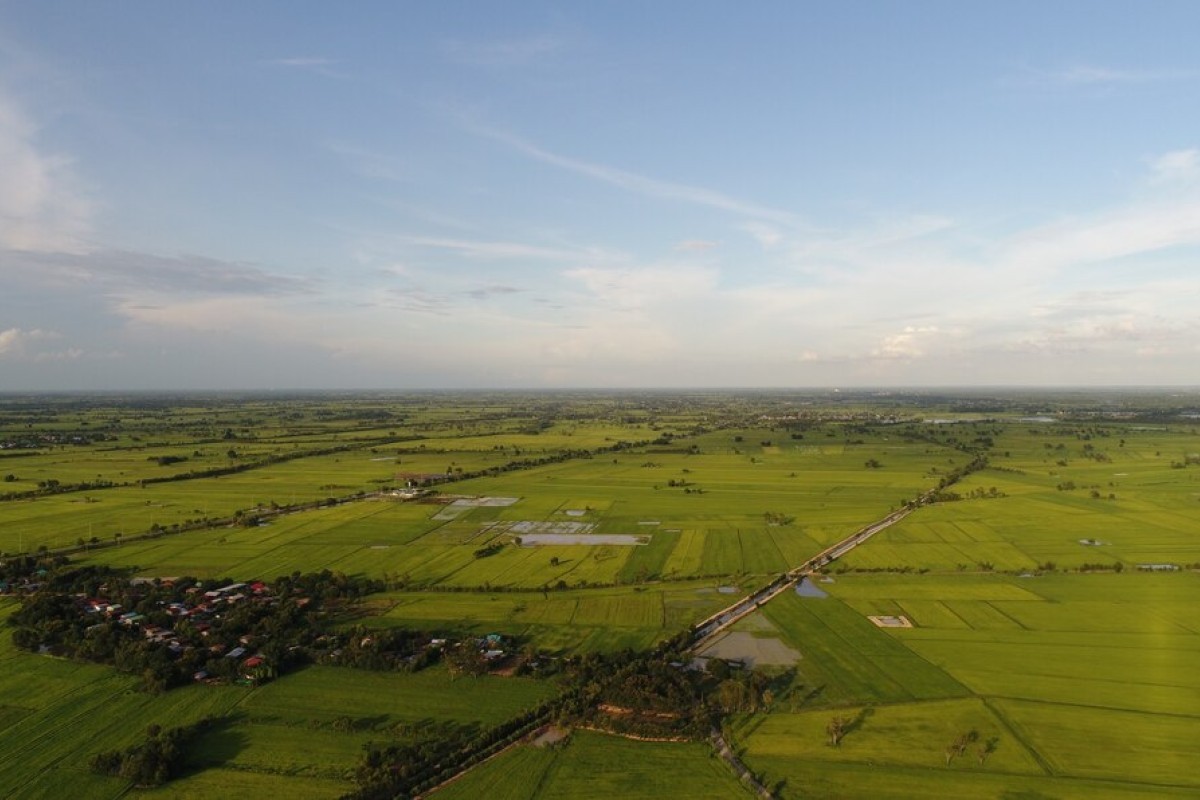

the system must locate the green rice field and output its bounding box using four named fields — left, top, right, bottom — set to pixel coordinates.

left=3, top=394, right=1199, bottom=797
